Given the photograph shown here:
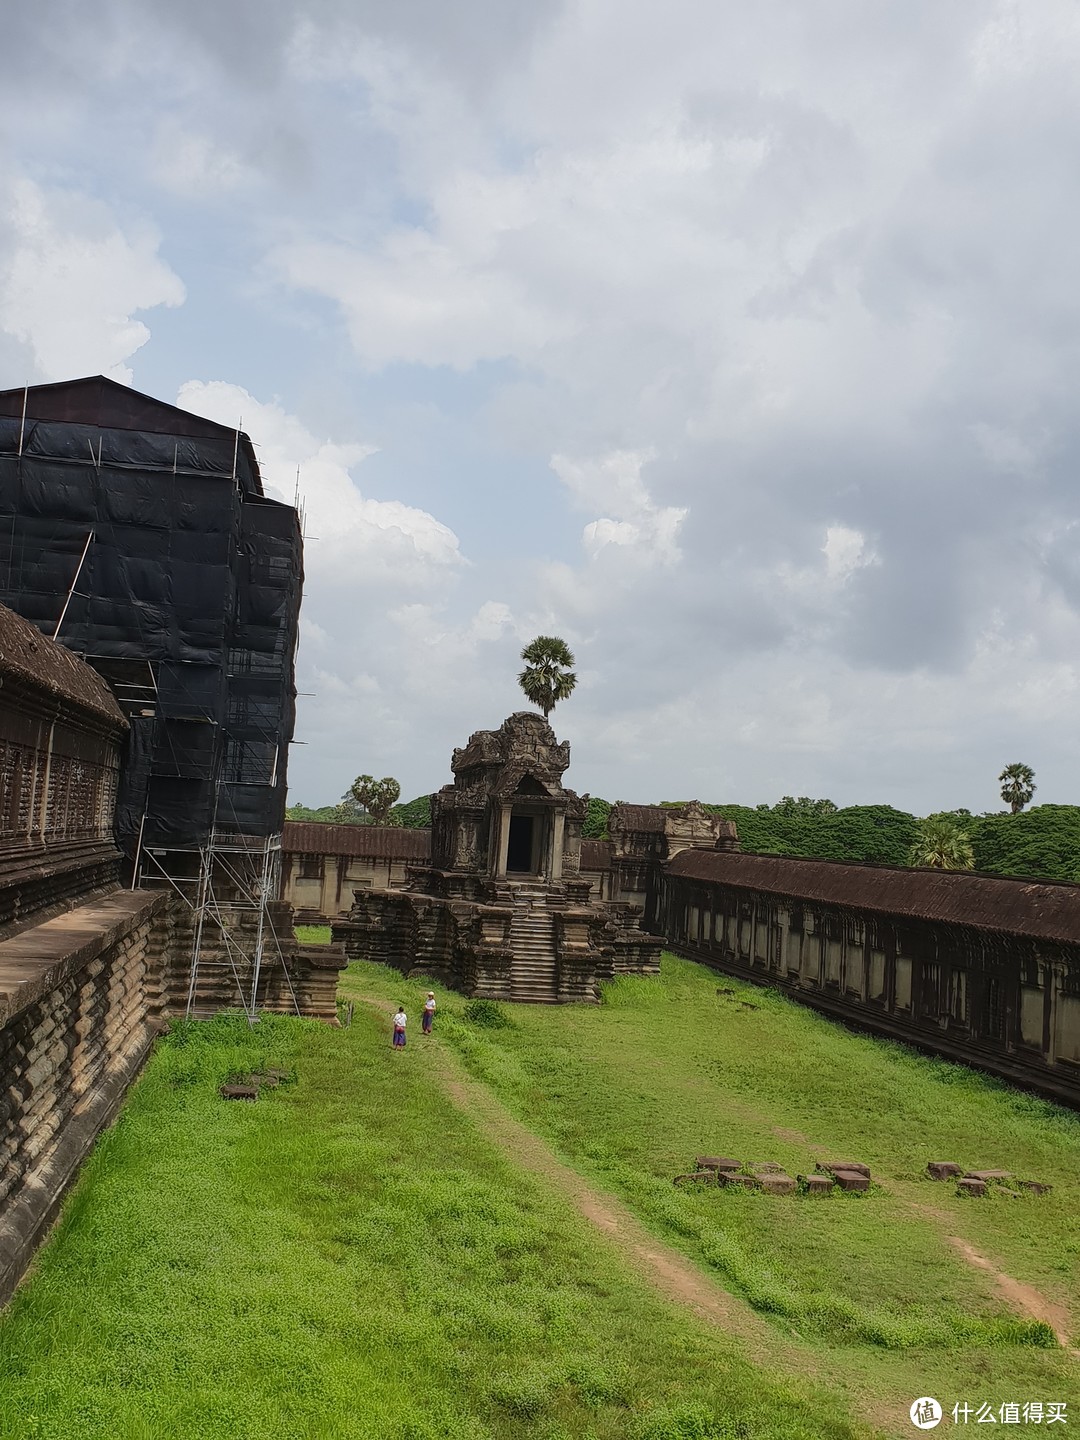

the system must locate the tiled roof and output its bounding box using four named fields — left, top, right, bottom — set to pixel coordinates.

left=0, top=603, right=124, bottom=726
left=283, top=822, right=431, bottom=860
left=666, top=849, right=1080, bottom=944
